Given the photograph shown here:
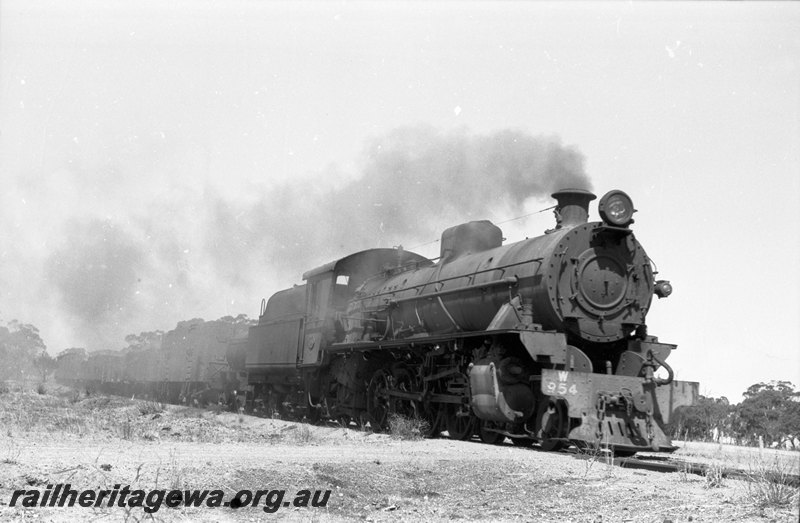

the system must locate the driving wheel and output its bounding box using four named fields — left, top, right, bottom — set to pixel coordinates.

left=365, top=369, right=391, bottom=431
